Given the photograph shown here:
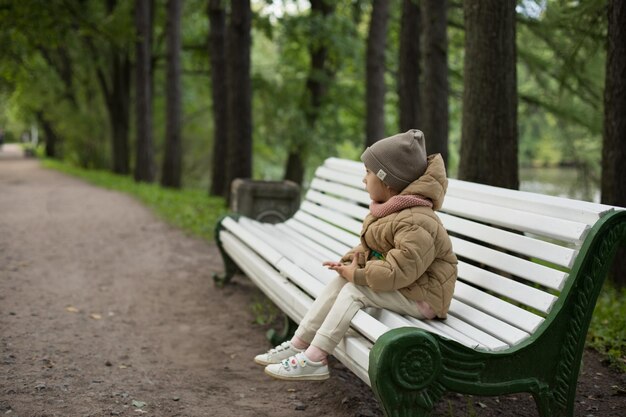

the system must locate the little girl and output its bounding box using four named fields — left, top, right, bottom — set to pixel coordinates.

left=255, top=129, right=457, bottom=381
